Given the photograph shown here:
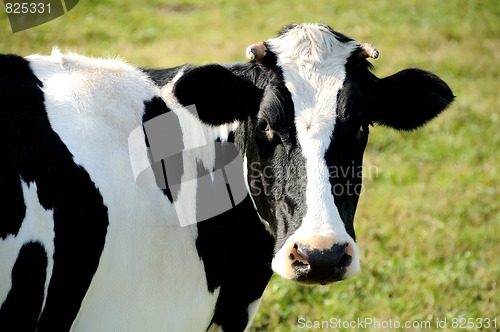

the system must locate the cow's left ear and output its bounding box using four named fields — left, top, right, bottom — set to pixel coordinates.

left=173, top=64, right=264, bottom=125
left=366, top=68, right=454, bottom=130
